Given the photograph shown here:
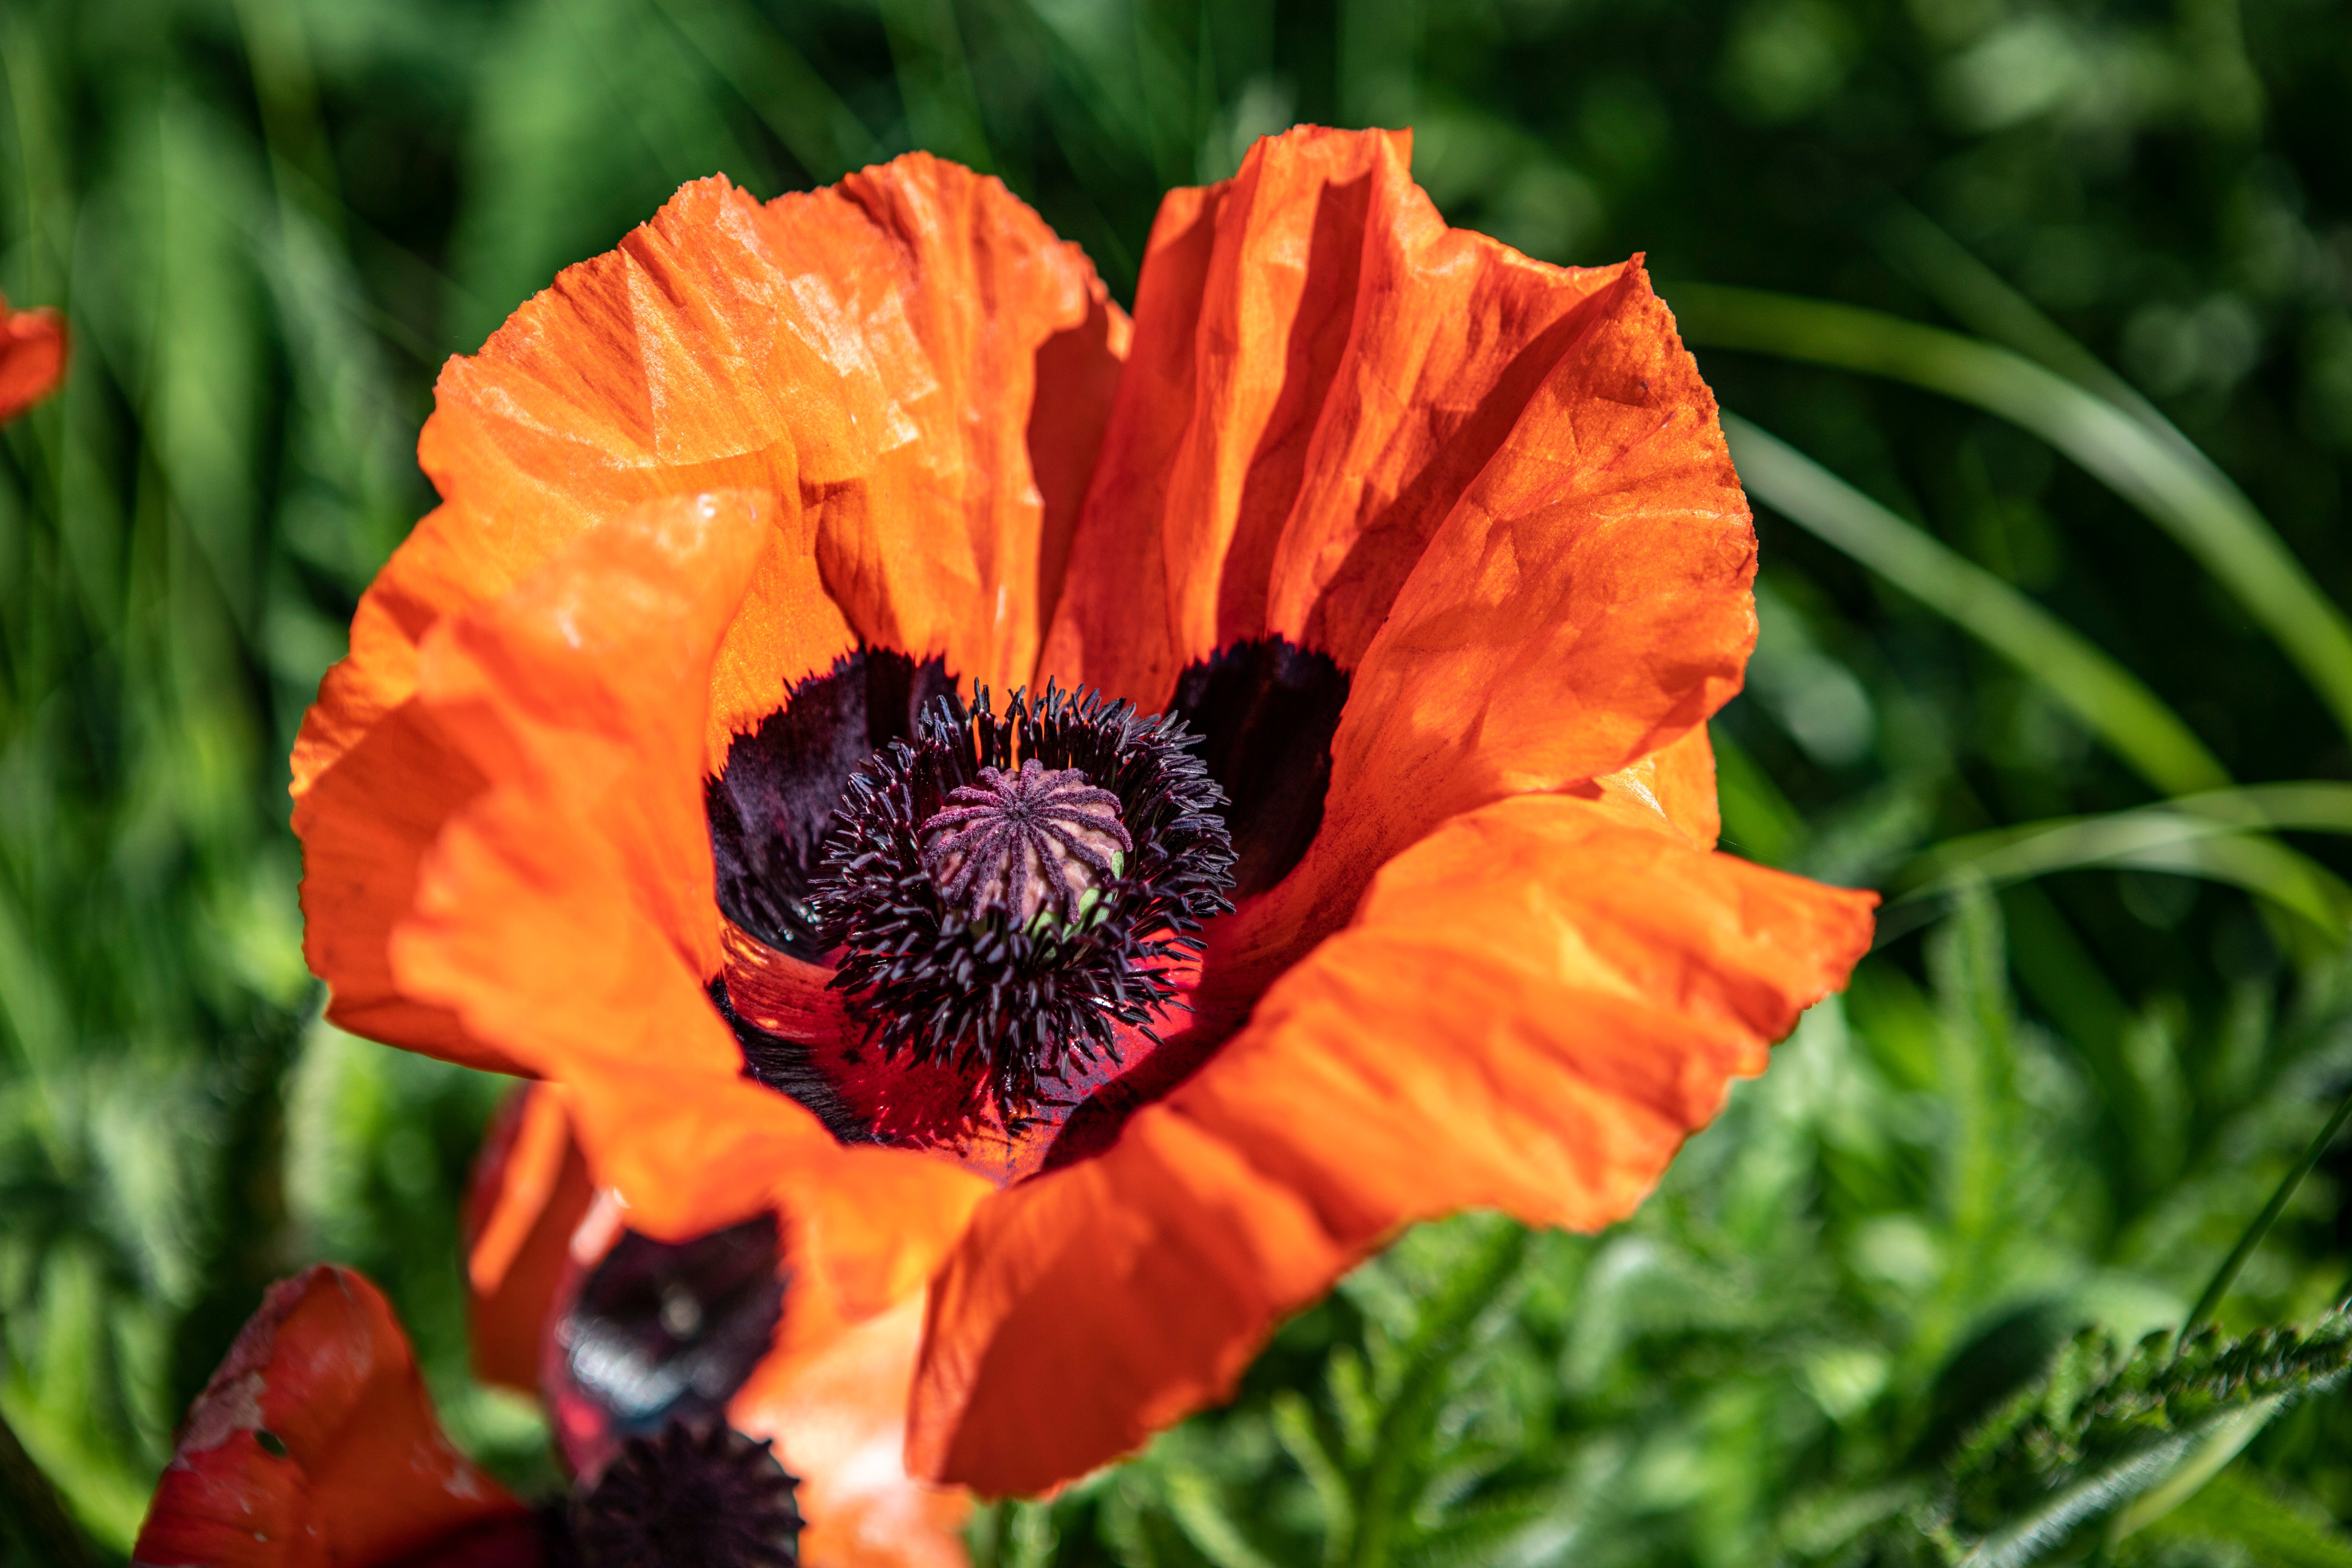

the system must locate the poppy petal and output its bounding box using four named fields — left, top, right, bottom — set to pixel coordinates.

left=0, top=297, right=66, bottom=422
left=133, top=1266, right=528, bottom=1568
left=292, top=700, right=514, bottom=1072
left=909, top=792, right=1875, bottom=1492
left=298, top=487, right=787, bottom=1072
left=1044, top=125, right=1753, bottom=992
left=1211, top=255, right=1750, bottom=985
left=1590, top=723, right=1722, bottom=850
left=466, top=1084, right=596, bottom=1392
left=1044, top=126, right=1739, bottom=729
left=504, top=1100, right=972, bottom=1568
left=292, top=155, right=1123, bottom=800
left=366, top=490, right=986, bottom=1324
